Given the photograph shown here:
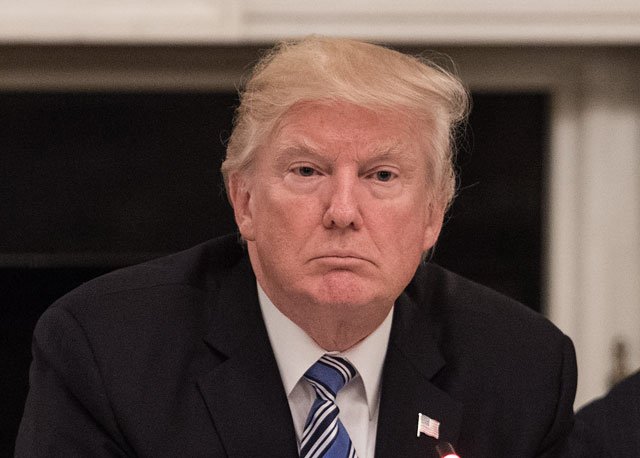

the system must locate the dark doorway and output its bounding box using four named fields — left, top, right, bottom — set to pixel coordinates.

left=432, top=92, right=548, bottom=312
